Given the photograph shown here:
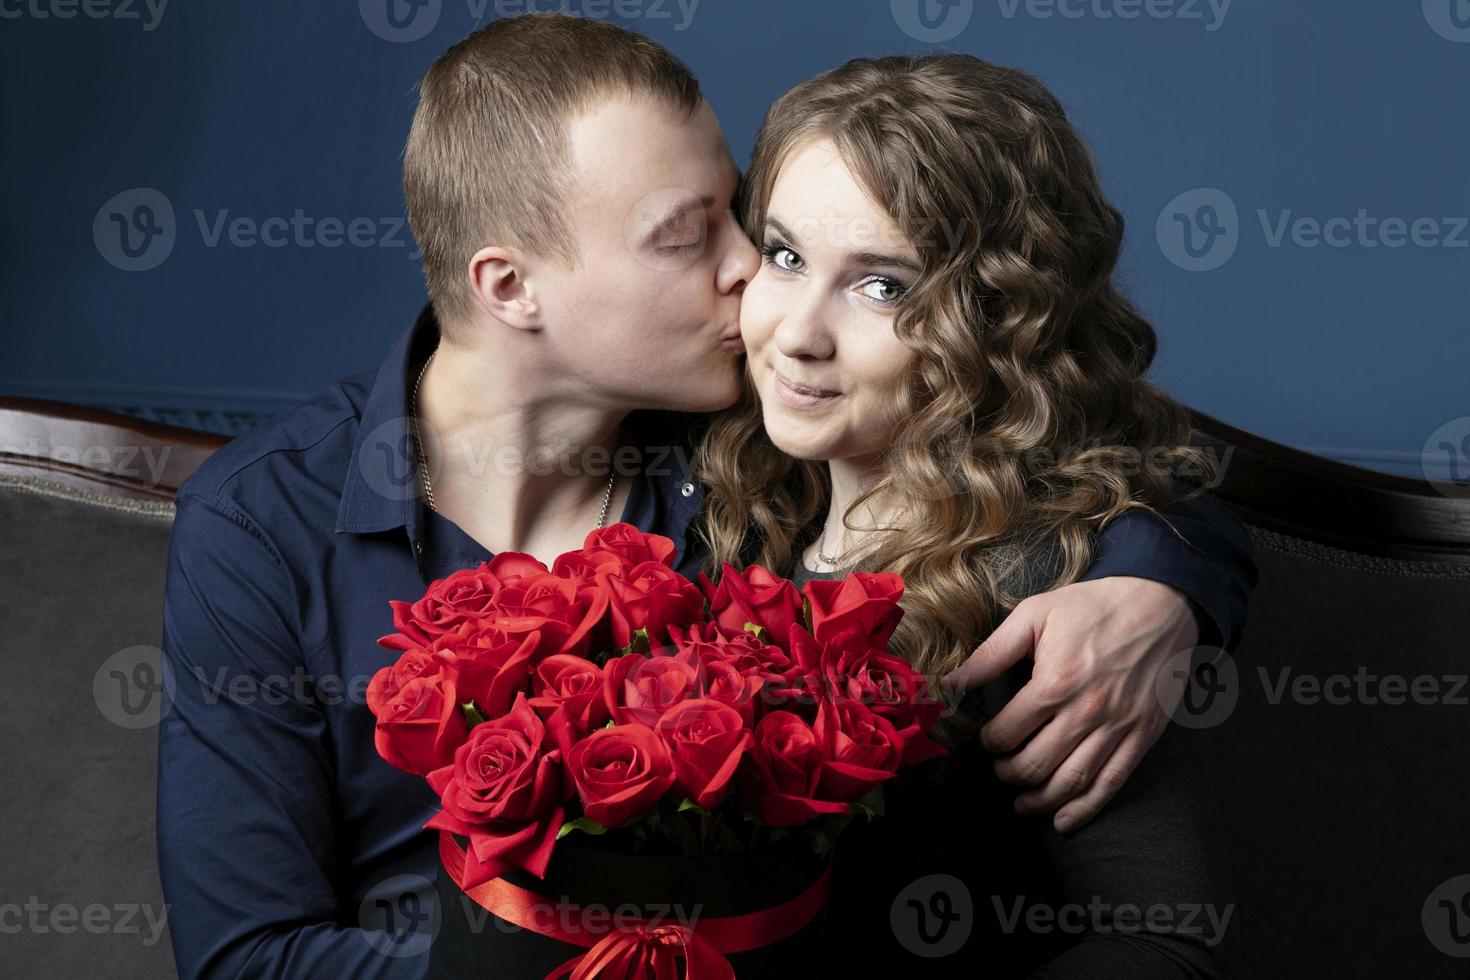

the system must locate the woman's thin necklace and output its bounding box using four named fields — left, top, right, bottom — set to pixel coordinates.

left=411, top=349, right=616, bottom=528
left=815, top=517, right=848, bottom=569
